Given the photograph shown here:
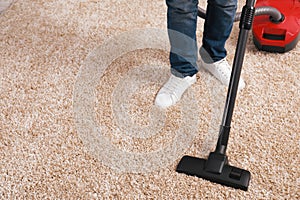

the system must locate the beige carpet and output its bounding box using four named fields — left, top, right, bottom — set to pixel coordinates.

left=0, top=0, right=299, bottom=199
